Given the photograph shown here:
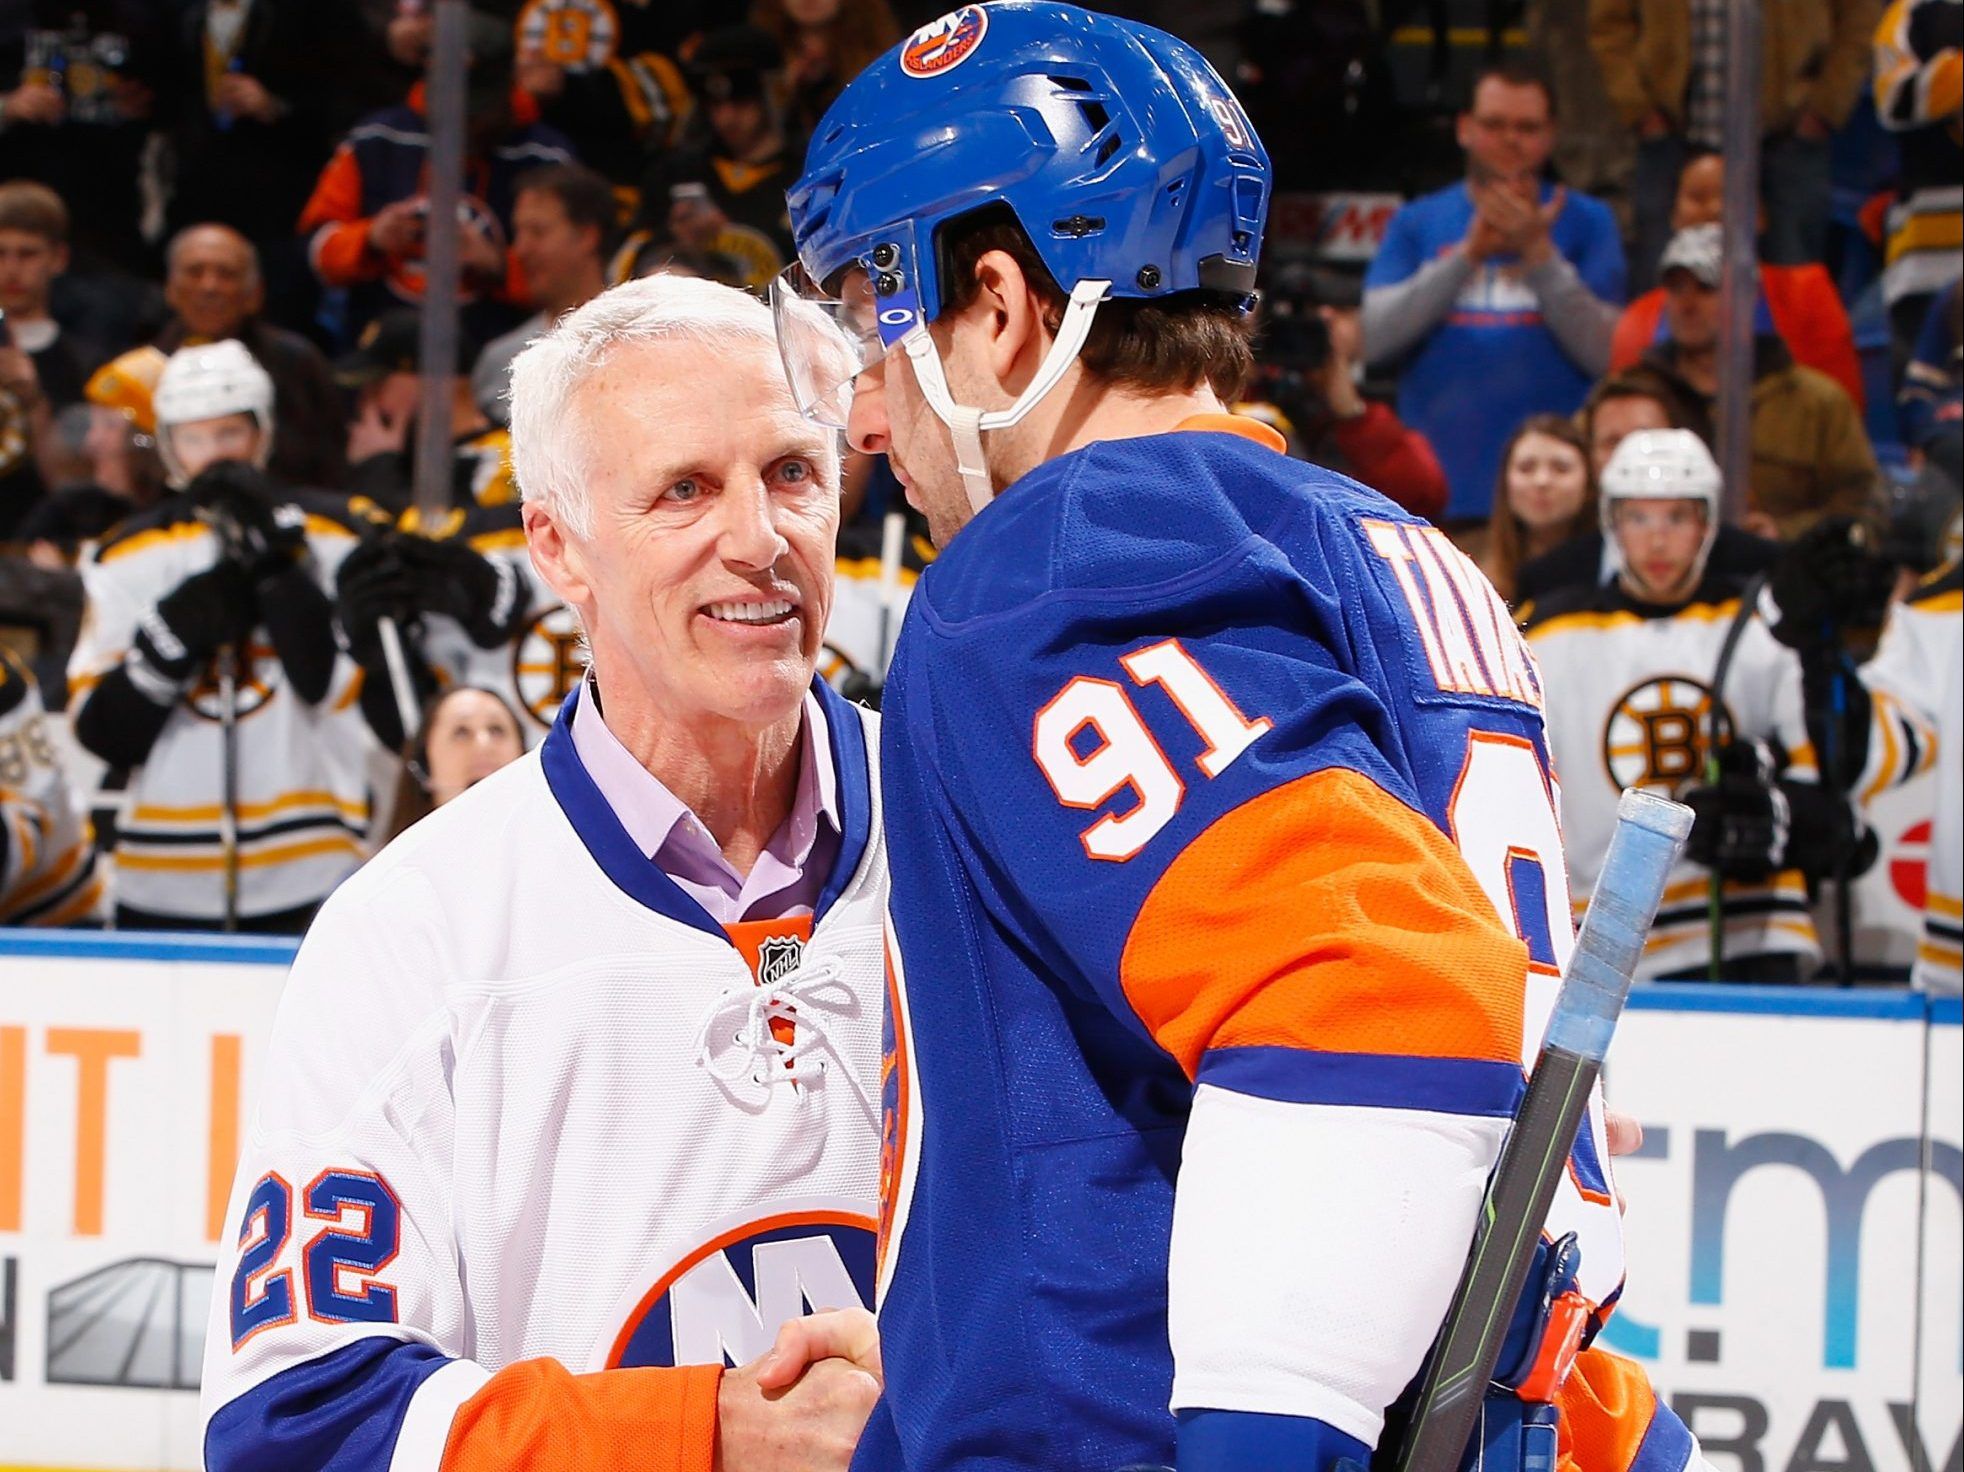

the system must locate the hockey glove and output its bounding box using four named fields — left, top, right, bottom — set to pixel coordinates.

left=131, top=560, right=256, bottom=695
left=1766, top=516, right=1894, bottom=655
left=188, top=462, right=308, bottom=574
left=1683, top=740, right=1791, bottom=881
left=397, top=533, right=525, bottom=649
left=334, top=535, right=424, bottom=668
